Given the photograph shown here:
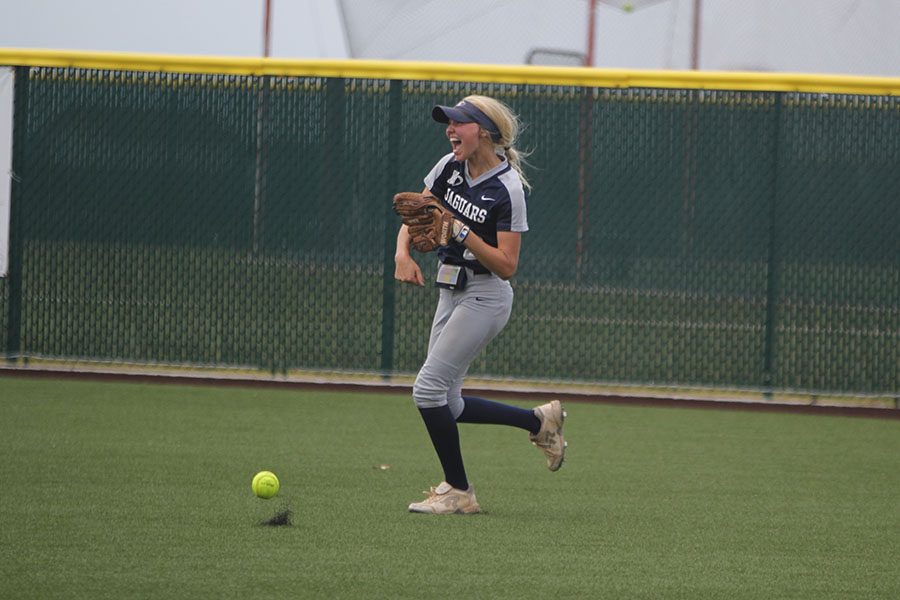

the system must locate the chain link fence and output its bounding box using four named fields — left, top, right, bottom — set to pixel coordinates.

left=2, top=65, right=898, bottom=394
